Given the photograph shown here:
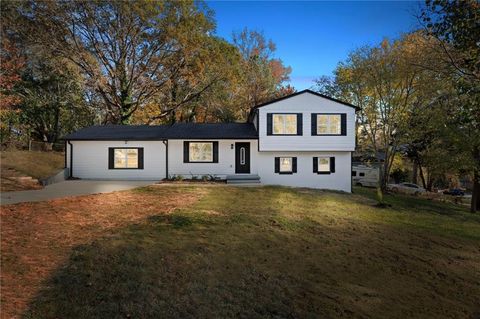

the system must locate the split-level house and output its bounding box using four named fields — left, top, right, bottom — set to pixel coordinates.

left=65, top=90, right=358, bottom=192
